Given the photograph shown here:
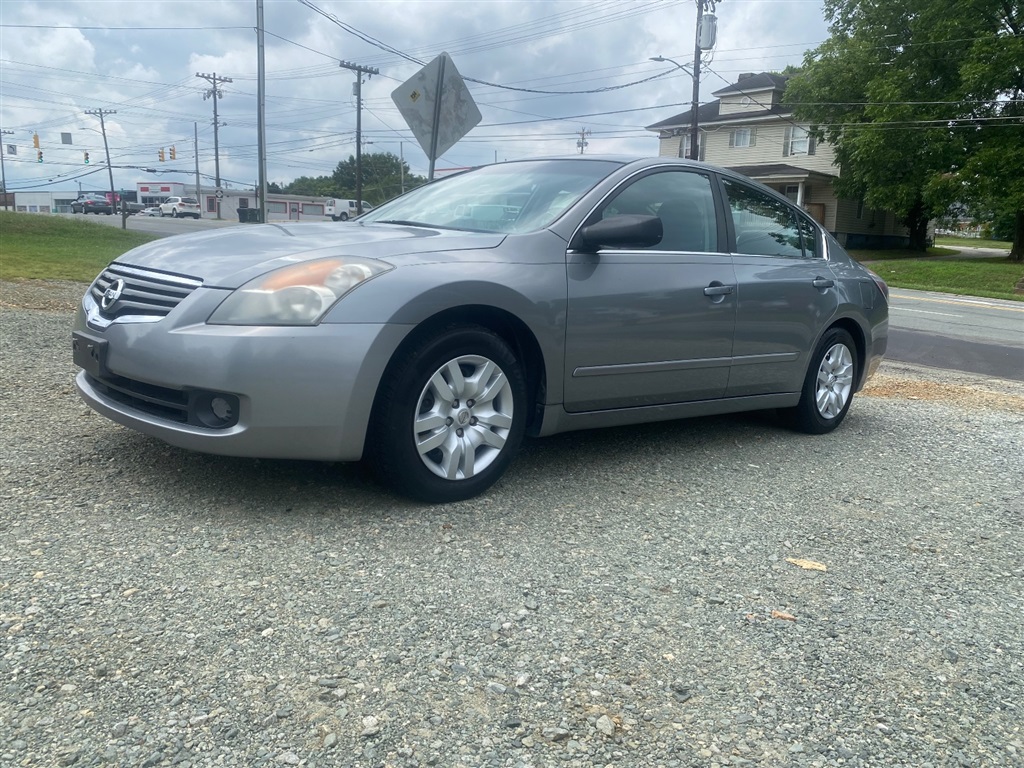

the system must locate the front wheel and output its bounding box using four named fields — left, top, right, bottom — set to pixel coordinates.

left=784, top=327, right=858, bottom=434
left=340, top=212, right=349, bottom=221
left=367, top=326, right=527, bottom=503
